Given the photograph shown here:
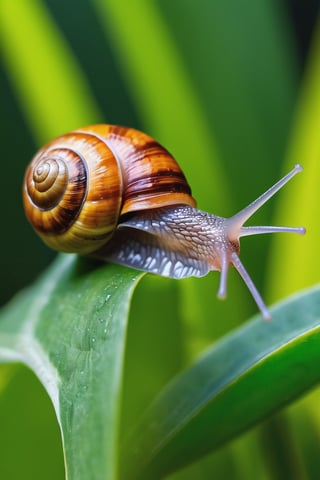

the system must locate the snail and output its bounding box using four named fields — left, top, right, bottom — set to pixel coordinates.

left=23, top=124, right=305, bottom=320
